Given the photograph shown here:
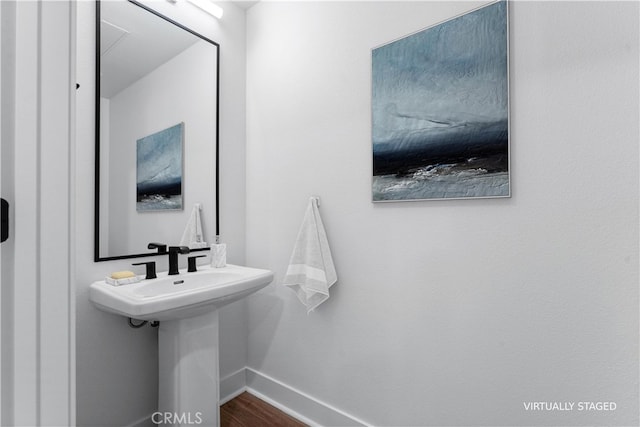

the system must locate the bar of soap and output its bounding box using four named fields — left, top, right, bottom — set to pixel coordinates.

left=110, top=270, right=136, bottom=280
